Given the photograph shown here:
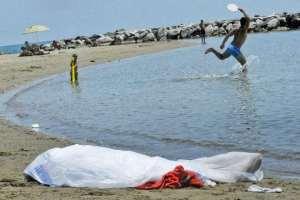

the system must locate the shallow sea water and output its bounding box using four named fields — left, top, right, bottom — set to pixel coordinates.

left=3, top=31, right=300, bottom=179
